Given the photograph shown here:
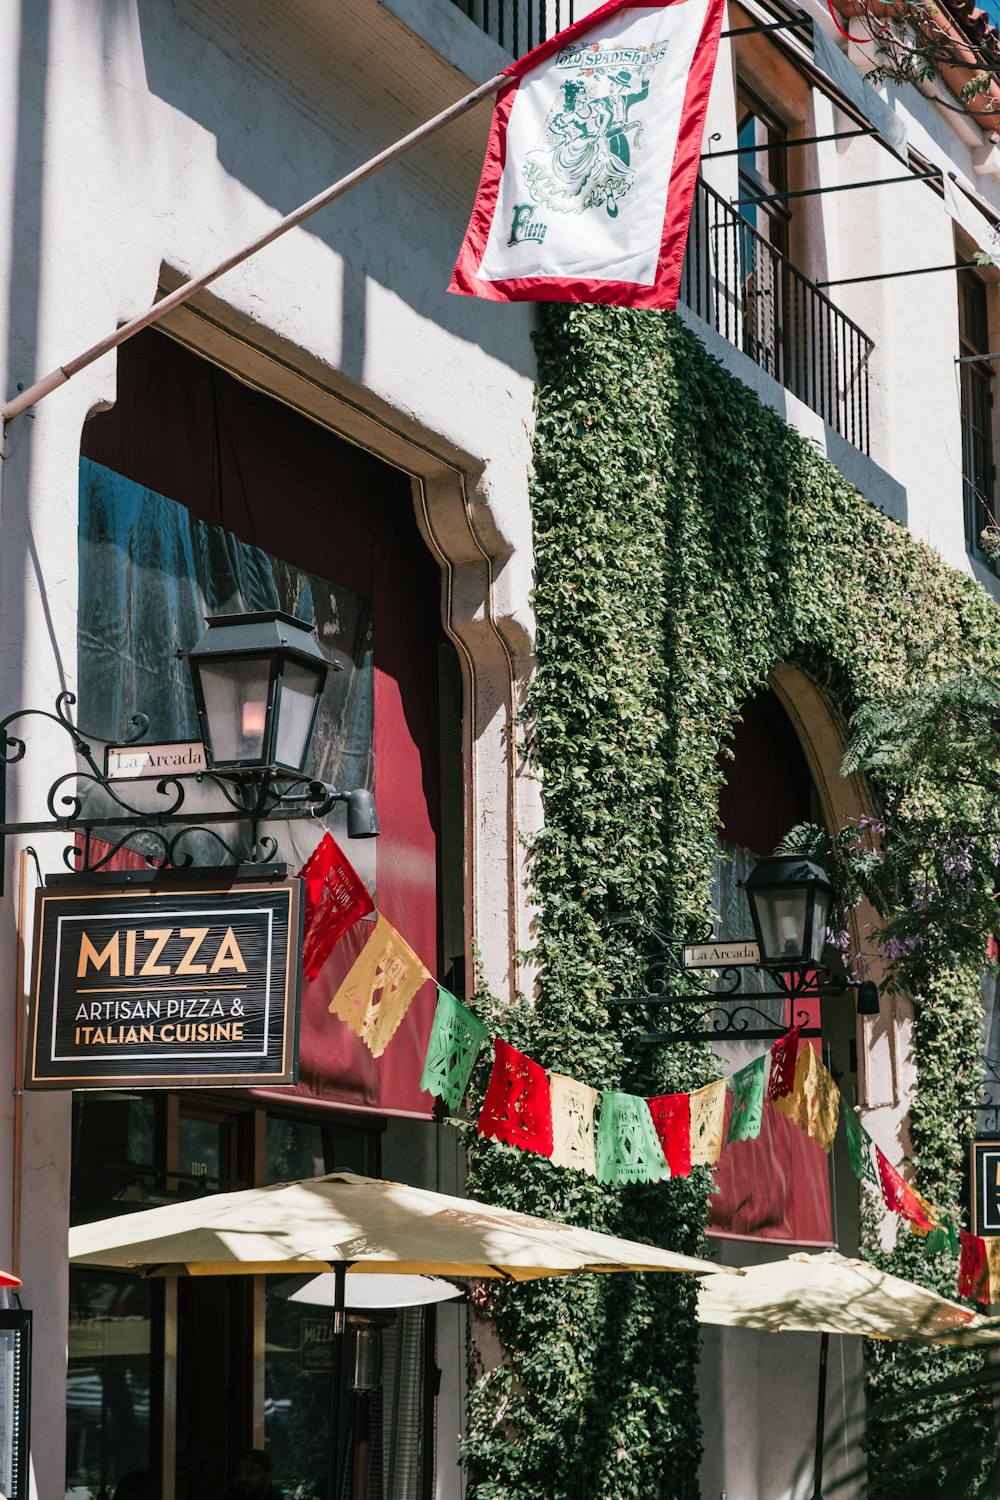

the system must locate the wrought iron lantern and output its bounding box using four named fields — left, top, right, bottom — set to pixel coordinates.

left=0, top=608, right=379, bottom=885
left=743, top=855, right=833, bottom=969
left=186, top=610, right=331, bottom=775
left=610, top=855, right=878, bottom=1044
